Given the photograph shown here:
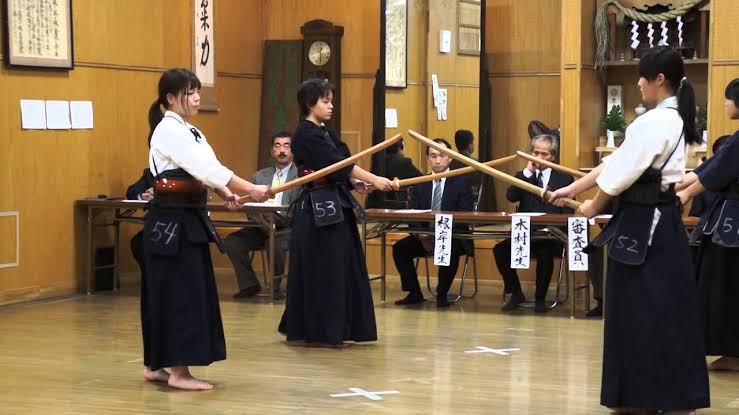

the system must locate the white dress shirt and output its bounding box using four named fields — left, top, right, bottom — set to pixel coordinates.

left=597, top=96, right=685, bottom=196
left=149, top=111, right=233, bottom=191
left=522, top=167, right=552, bottom=189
